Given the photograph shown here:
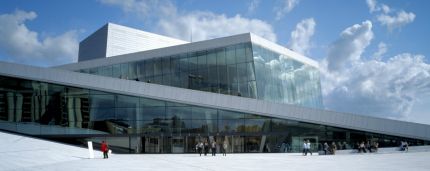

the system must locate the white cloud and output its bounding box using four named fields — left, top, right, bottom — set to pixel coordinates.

left=0, top=10, right=78, bottom=66
left=366, top=0, right=378, bottom=13
left=322, top=21, right=430, bottom=121
left=372, top=42, right=387, bottom=60
left=157, top=12, right=277, bottom=42
left=381, top=4, right=391, bottom=14
left=100, top=0, right=277, bottom=42
left=377, top=11, right=415, bottom=31
left=248, top=0, right=260, bottom=14
left=365, top=0, right=415, bottom=31
left=325, top=20, right=373, bottom=71
left=274, top=0, right=300, bottom=21
left=288, top=18, right=316, bottom=55
left=99, top=0, right=173, bottom=17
